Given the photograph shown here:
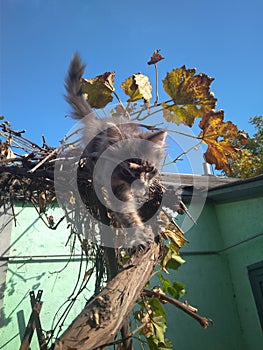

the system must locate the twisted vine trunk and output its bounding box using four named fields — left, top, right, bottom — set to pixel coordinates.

left=104, top=246, right=133, bottom=350
left=52, top=243, right=160, bottom=350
